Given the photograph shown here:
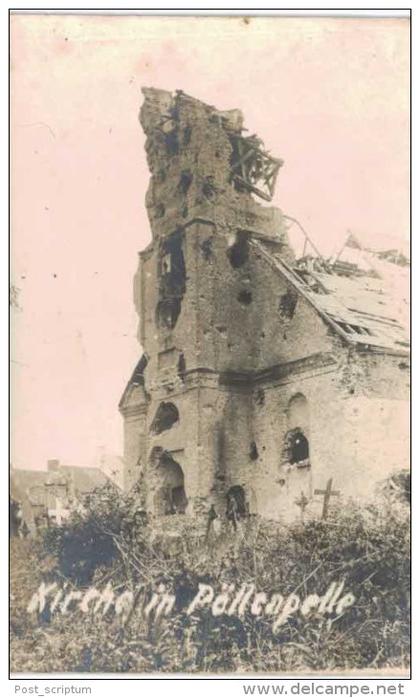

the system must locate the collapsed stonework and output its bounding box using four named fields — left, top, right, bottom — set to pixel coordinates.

left=119, top=88, right=409, bottom=523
